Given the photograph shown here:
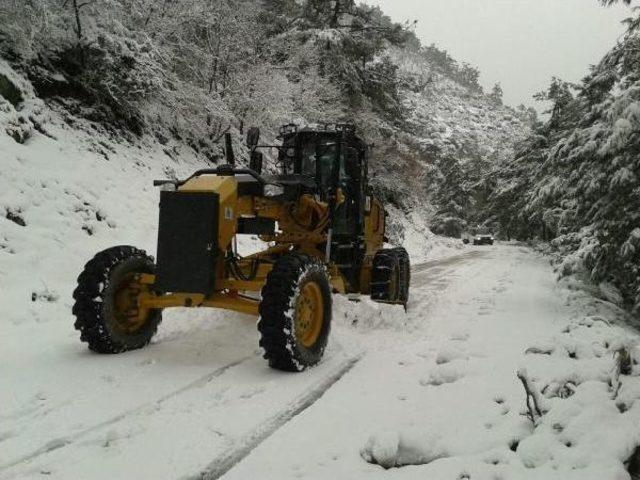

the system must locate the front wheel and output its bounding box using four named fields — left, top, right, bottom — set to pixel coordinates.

left=72, top=246, right=162, bottom=353
left=258, top=254, right=332, bottom=372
